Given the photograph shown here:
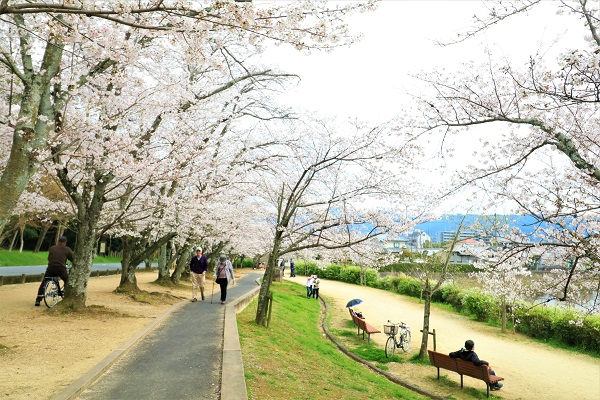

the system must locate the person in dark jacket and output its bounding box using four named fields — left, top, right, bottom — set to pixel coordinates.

left=189, top=247, right=208, bottom=302
left=449, top=340, right=503, bottom=390
left=35, top=236, right=73, bottom=306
